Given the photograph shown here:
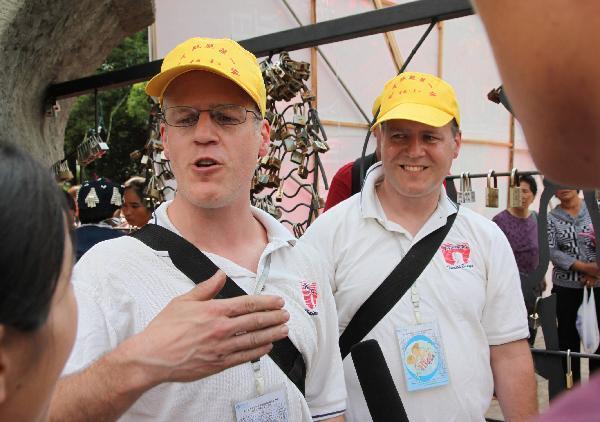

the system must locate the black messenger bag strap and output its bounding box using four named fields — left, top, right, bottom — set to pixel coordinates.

left=351, top=152, right=378, bottom=195
left=131, top=224, right=306, bottom=395
left=339, top=211, right=458, bottom=359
